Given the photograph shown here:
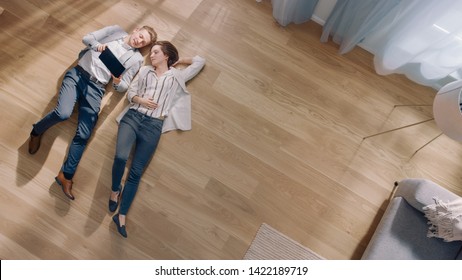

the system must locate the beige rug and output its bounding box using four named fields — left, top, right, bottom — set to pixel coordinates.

left=244, top=223, right=325, bottom=260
